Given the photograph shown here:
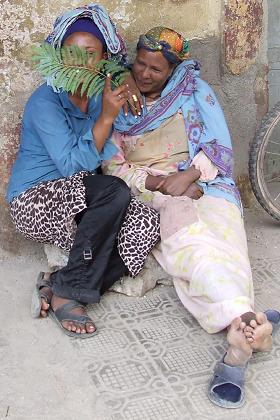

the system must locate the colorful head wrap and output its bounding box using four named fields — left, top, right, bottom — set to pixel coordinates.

left=137, top=26, right=190, bottom=64
left=45, top=3, right=127, bottom=63
left=61, top=18, right=106, bottom=47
